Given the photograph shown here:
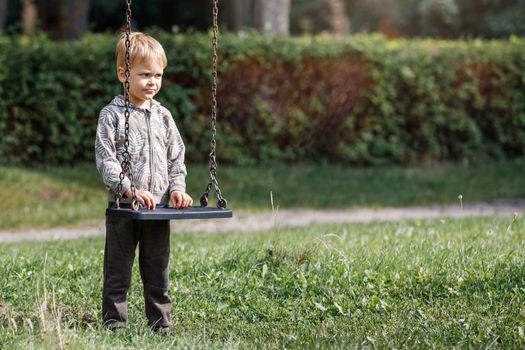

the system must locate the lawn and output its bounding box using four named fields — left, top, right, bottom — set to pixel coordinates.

left=0, top=216, right=524, bottom=348
left=1, top=159, right=524, bottom=230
